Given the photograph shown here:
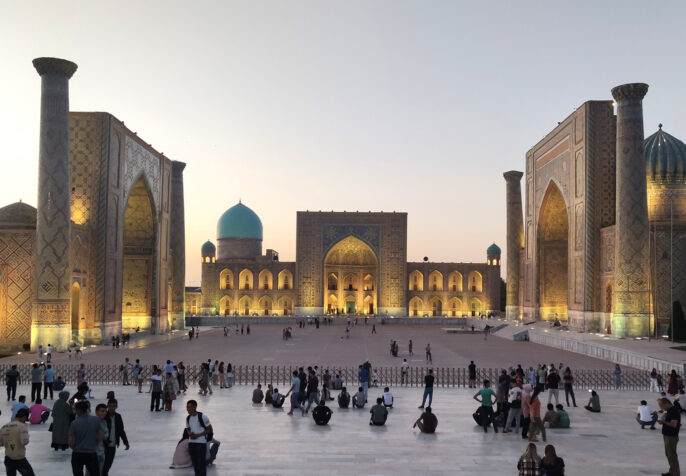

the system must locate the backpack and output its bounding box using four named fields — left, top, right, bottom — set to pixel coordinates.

left=186, top=412, right=213, bottom=441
